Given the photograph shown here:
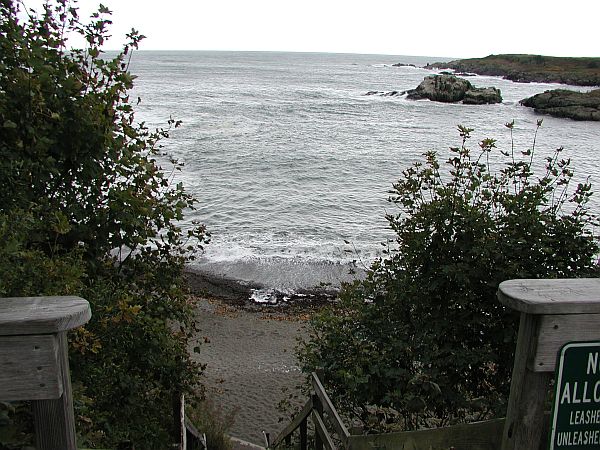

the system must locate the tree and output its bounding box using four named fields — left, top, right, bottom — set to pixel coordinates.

left=0, top=1, right=207, bottom=447
left=298, top=123, right=599, bottom=431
